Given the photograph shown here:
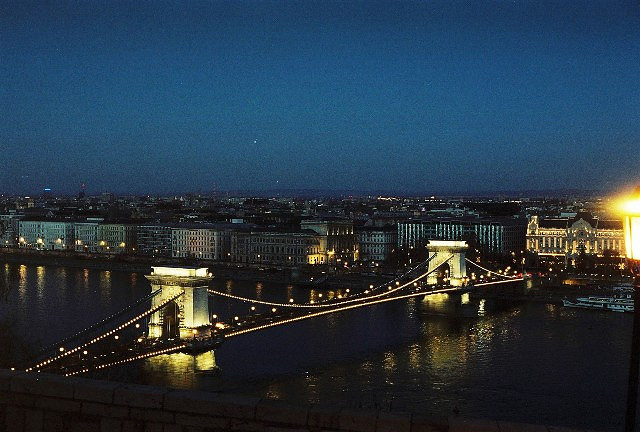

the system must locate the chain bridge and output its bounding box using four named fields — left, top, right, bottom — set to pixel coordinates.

left=20, top=241, right=524, bottom=376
